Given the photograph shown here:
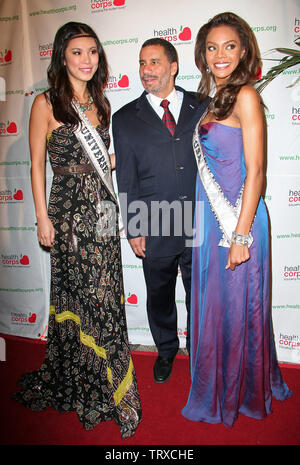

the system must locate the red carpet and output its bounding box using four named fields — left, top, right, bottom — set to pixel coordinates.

left=1, top=334, right=300, bottom=446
